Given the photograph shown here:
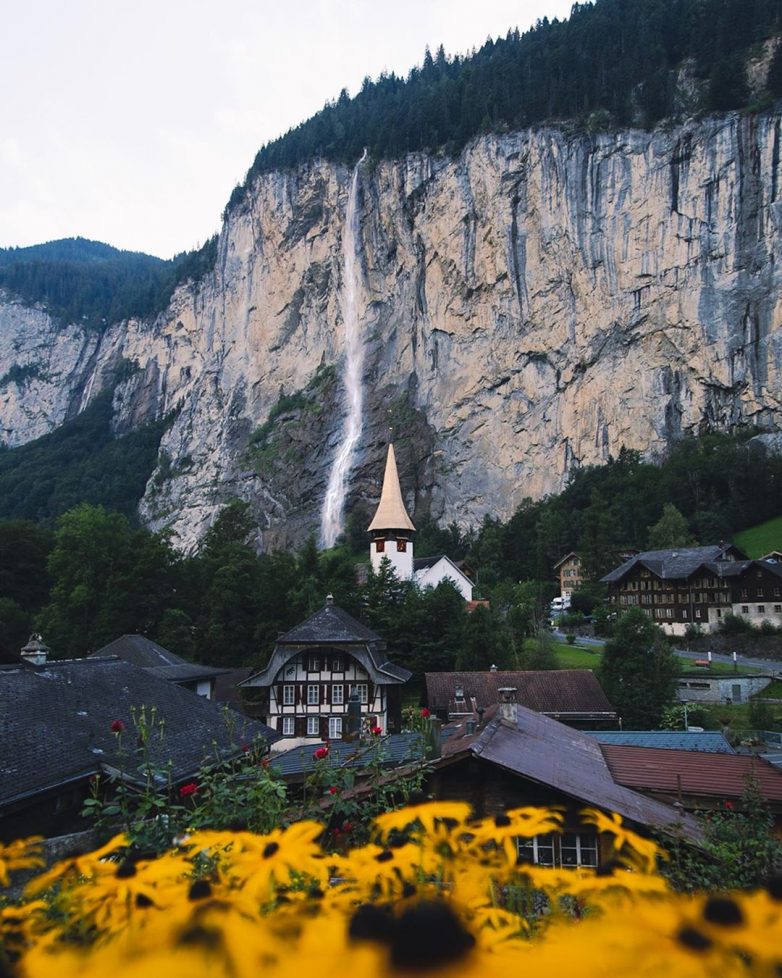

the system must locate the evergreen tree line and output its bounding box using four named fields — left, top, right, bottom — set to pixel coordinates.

left=0, top=236, right=217, bottom=331
left=229, top=0, right=782, bottom=212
